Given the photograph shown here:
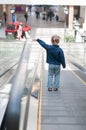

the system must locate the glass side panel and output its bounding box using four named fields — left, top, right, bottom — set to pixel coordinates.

left=0, top=41, right=24, bottom=76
